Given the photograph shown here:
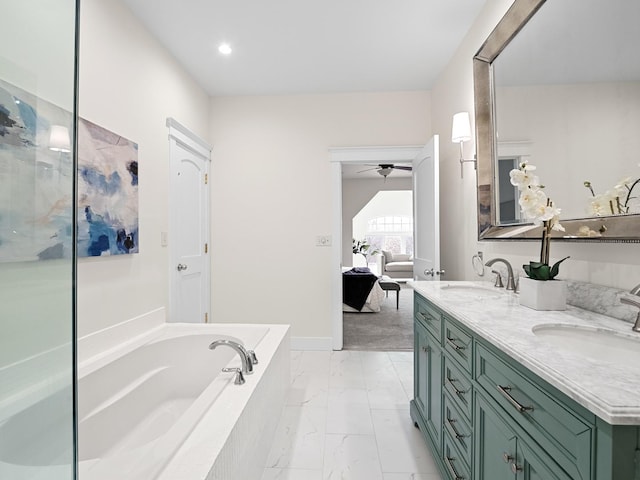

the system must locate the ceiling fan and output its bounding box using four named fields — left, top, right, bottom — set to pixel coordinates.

left=357, top=163, right=412, bottom=179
